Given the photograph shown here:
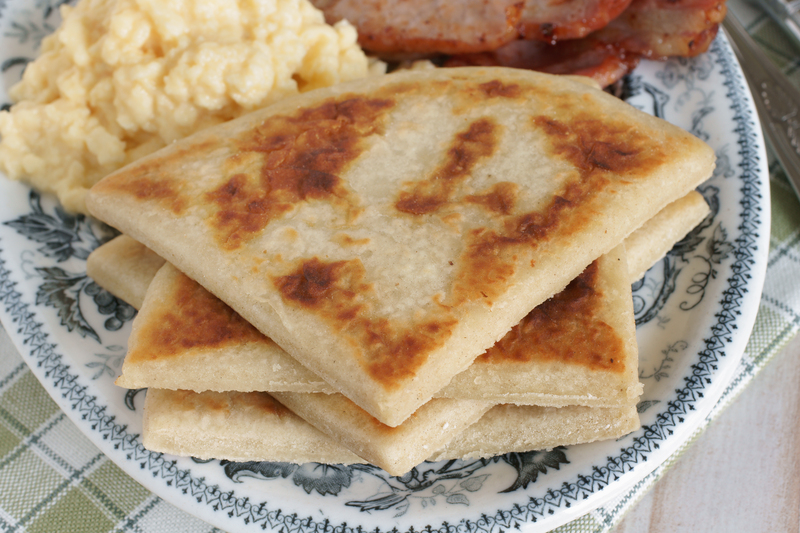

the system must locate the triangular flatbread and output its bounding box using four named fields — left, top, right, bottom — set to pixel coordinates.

left=91, top=191, right=708, bottom=312
left=142, top=388, right=639, bottom=470
left=625, top=190, right=709, bottom=281
left=87, top=67, right=715, bottom=425
left=435, top=245, right=640, bottom=406
left=86, top=235, right=165, bottom=310
left=430, top=402, right=640, bottom=461
left=120, top=247, right=640, bottom=406
left=268, top=392, right=493, bottom=475
left=105, top=192, right=708, bottom=407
